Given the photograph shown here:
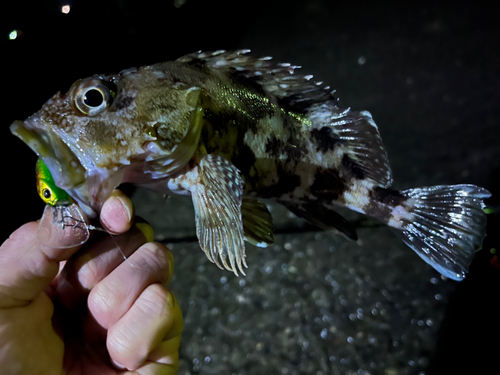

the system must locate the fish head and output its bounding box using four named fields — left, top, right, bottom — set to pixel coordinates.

left=11, top=65, right=204, bottom=217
